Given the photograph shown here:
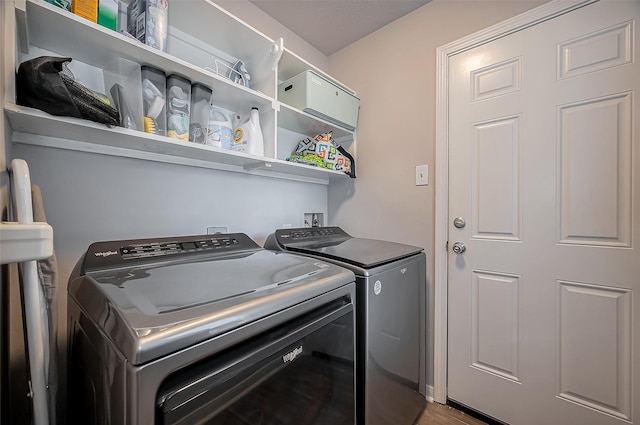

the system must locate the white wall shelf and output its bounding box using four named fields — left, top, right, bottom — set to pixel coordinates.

left=16, top=0, right=275, bottom=113
left=278, top=103, right=354, bottom=142
left=6, top=102, right=348, bottom=185
left=7, top=0, right=356, bottom=186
